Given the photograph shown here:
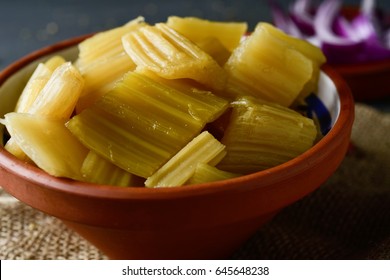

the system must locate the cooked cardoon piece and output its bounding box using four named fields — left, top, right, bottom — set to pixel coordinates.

left=122, top=23, right=227, bottom=90
left=75, top=53, right=135, bottom=112
left=224, top=22, right=325, bottom=107
left=15, top=56, right=66, bottom=113
left=3, top=137, right=30, bottom=162
left=76, top=16, right=145, bottom=70
left=80, top=150, right=139, bottom=187
left=75, top=17, right=146, bottom=112
left=186, top=163, right=240, bottom=185
left=140, top=70, right=229, bottom=123
left=166, top=16, right=247, bottom=52
left=8, top=56, right=67, bottom=161
left=5, top=62, right=84, bottom=160
left=217, top=96, right=317, bottom=174
left=66, top=72, right=228, bottom=178
left=262, top=22, right=326, bottom=101
left=145, top=131, right=226, bottom=188
left=196, top=37, right=231, bottom=66
left=27, top=62, right=84, bottom=119
left=2, top=113, right=88, bottom=180
left=43, top=56, right=67, bottom=71
left=264, top=22, right=326, bottom=65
